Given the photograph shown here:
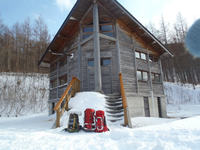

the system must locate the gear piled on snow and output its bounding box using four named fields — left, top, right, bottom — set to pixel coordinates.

left=65, top=108, right=109, bottom=133
left=95, top=110, right=109, bottom=132
left=83, top=108, right=109, bottom=133
left=66, top=113, right=81, bottom=133
left=83, top=108, right=96, bottom=131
